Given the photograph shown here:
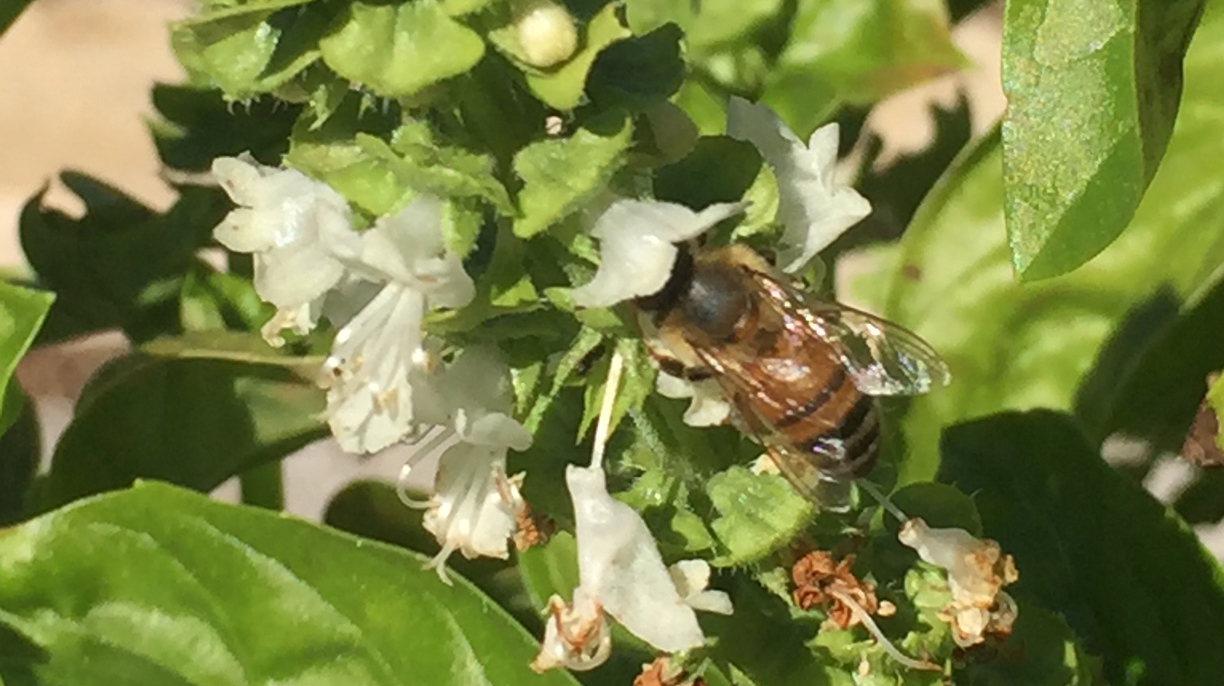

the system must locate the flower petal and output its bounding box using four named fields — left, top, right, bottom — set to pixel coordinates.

left=726, top=97, right=871, bottom=273
left=320, top=284, right=427, bottom=453
left=571, top=199, right=746, bottom=308
left=566, top=464, right=706, bottom=653
left=423, top=444, right=520, bottom=571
